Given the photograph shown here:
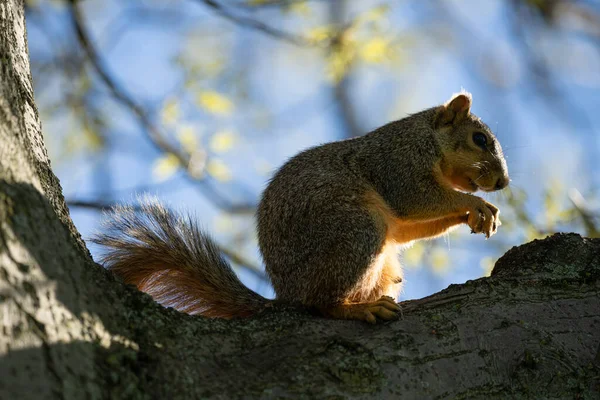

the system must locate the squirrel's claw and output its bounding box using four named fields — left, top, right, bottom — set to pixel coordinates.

left=364, top=298, right=402, bottom=324
left=467, top=199, right=501, bottom=239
